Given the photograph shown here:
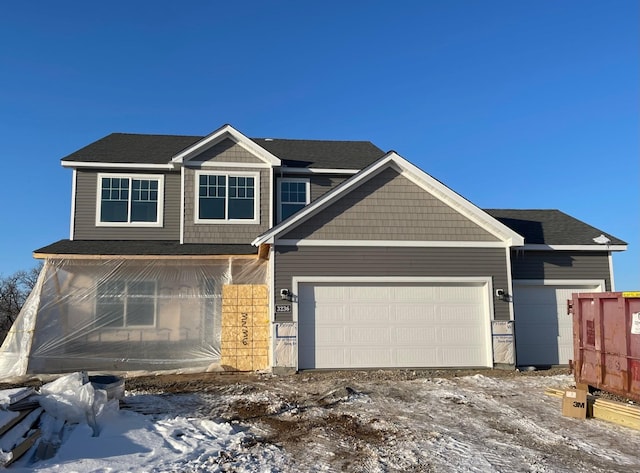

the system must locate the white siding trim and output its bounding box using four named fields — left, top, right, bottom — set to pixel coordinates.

left=505, top=246, right=514, bottom=321
left=69, top=169, right=77, bottom=240
left=276, top=239, right=508, bottom=248
left=62, top=161, right=175, bottom=170
left=521, top=244, right=627, bottom=251
left=608, top=252, right=615, bottom=291
left=179, top=167, right=185, bottom=244
left=268, top=167, right=274, bottom=228
left=279, top=167, right=360, bottom=175
left=185, top=161, right=271, bottom=169
left=513, top=279, right=606, bottom=289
